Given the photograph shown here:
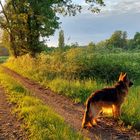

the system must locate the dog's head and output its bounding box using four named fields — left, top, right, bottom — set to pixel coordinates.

left=118, top=72, right=133, bottom=87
